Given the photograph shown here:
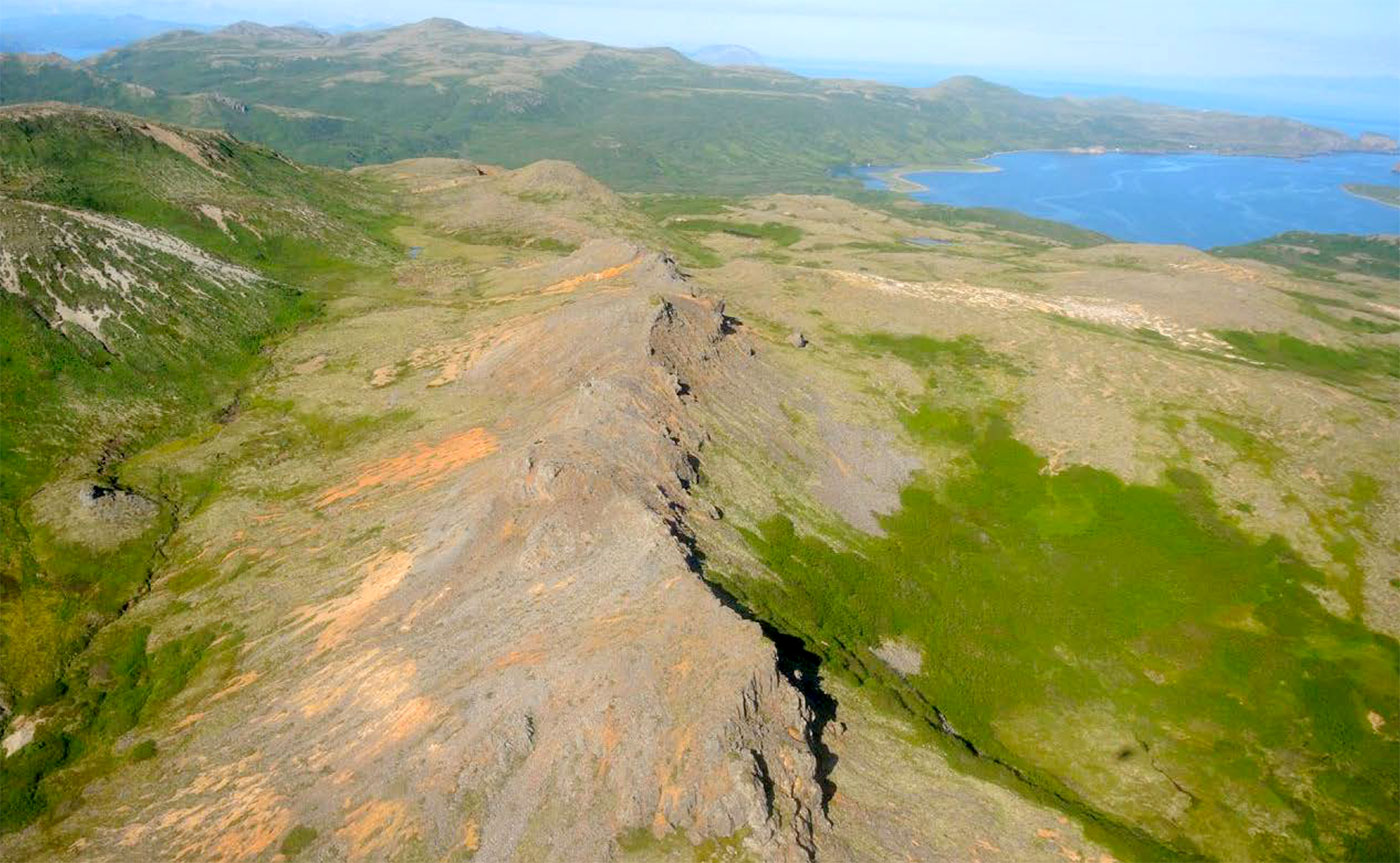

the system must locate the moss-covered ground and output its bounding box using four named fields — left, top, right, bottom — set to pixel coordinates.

left=713, top=333, right=1399, bottom=861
